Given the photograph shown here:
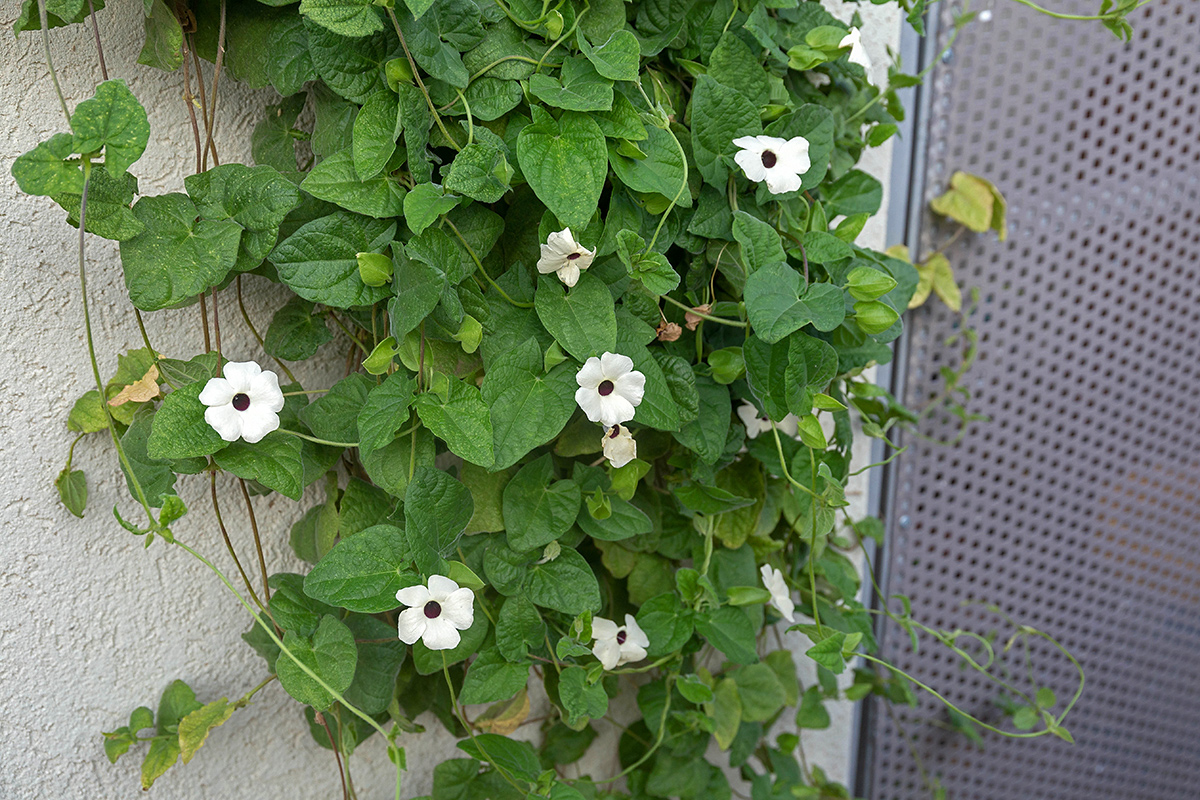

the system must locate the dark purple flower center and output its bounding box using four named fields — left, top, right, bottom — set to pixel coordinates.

left=598, top=380, right=615, bottom=396
left=567, top=252, right=581, bottom=260
left=616, top=630, right=627, bottom=645
left=424, top=601, right=442, bottom=619
left=609, top=427, right=621, bottom=439
left=761, top=149, right=778, bottom=168
left=232, top=393, right=251, bottom=411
